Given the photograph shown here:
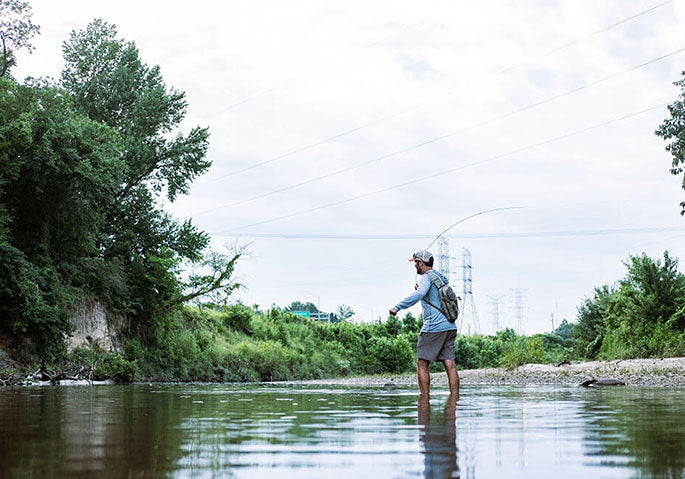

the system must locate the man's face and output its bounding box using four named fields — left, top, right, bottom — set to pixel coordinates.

left=414, top=259, right=423, bottom=274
